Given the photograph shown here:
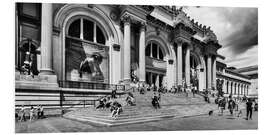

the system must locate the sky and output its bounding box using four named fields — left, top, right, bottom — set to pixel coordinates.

left=183, top=6, right=258, bottom=68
